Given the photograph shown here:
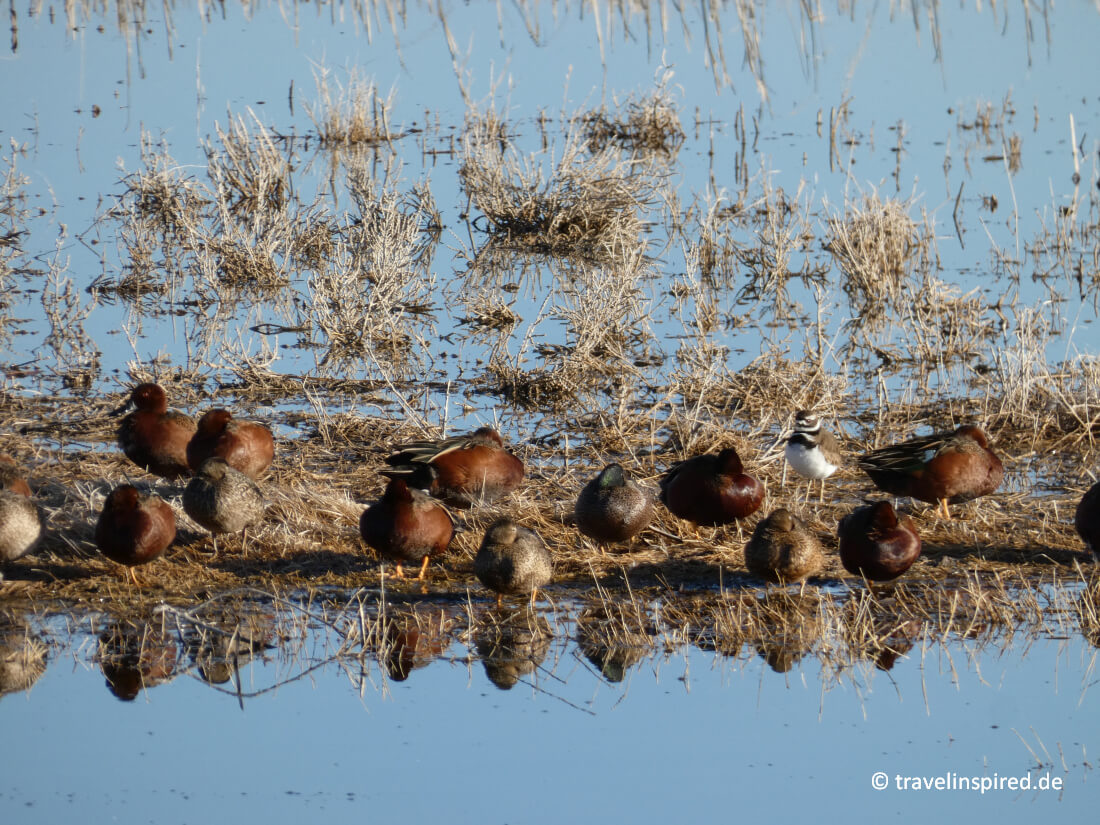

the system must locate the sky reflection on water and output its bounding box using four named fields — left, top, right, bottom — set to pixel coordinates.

left=0, top=613, right=1094, bottom=821
left=2, top=1, right=1097, bottom=402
